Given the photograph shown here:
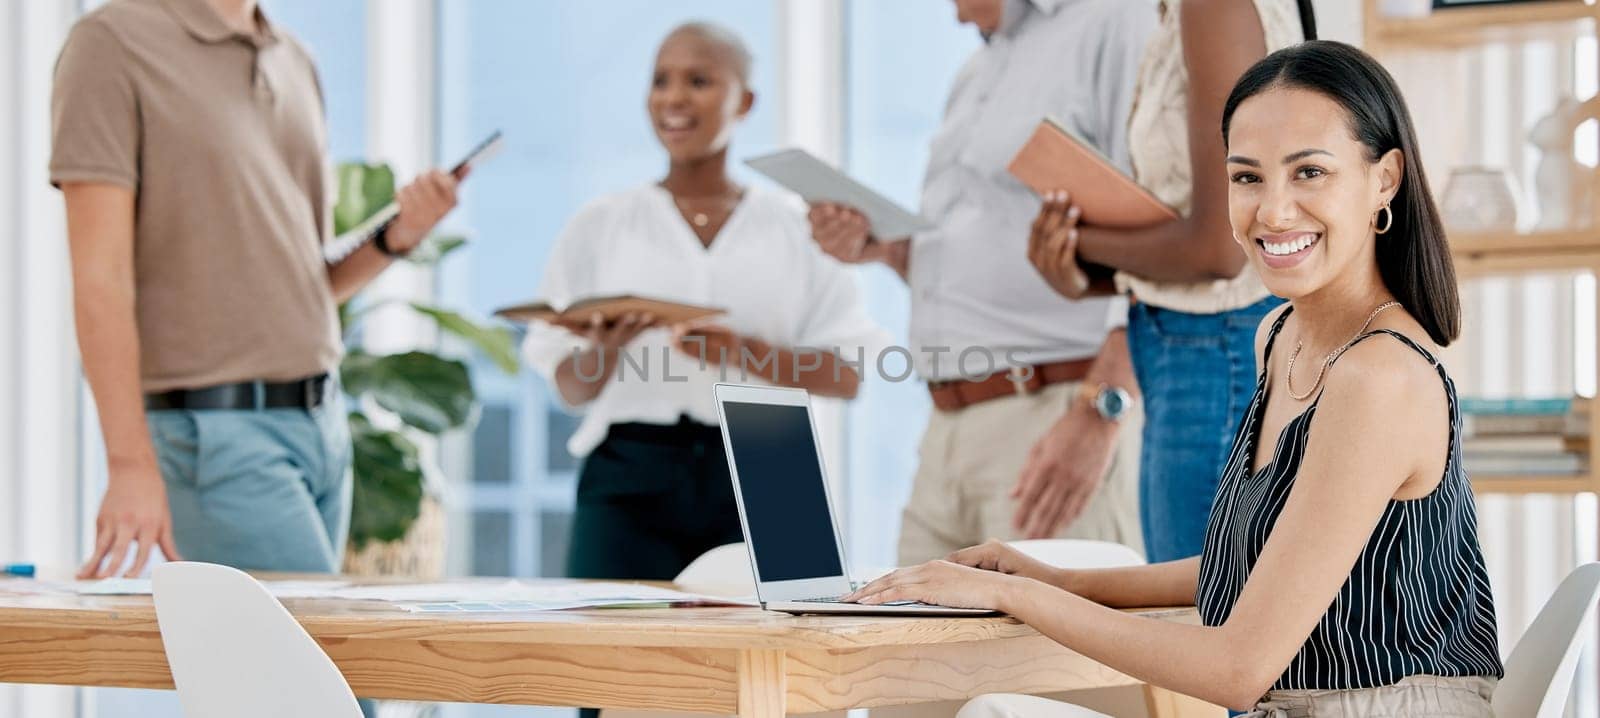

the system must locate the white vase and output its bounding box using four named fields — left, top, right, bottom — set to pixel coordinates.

left=1440, top=166, right=1521, bottom=233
